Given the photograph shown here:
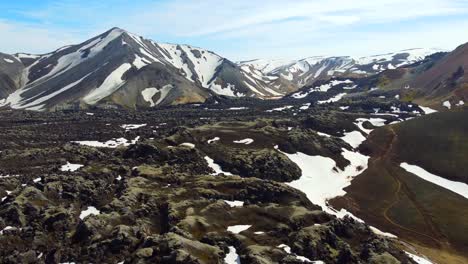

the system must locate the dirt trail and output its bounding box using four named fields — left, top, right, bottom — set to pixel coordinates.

left=376, top=127, right=450, bottom=247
